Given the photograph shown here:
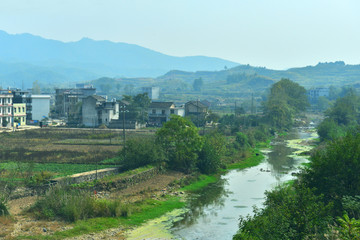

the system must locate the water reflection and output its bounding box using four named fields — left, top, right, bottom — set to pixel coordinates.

left=173, top=178, right=228, bottom=227
left=171, top=129, right=313, bottom=240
